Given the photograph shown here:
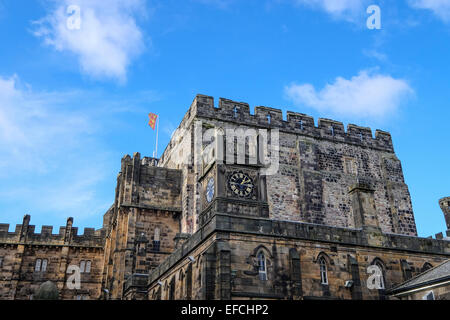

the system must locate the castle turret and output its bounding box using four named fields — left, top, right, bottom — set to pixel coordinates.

left=439, top=197, right=450, bottom=232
